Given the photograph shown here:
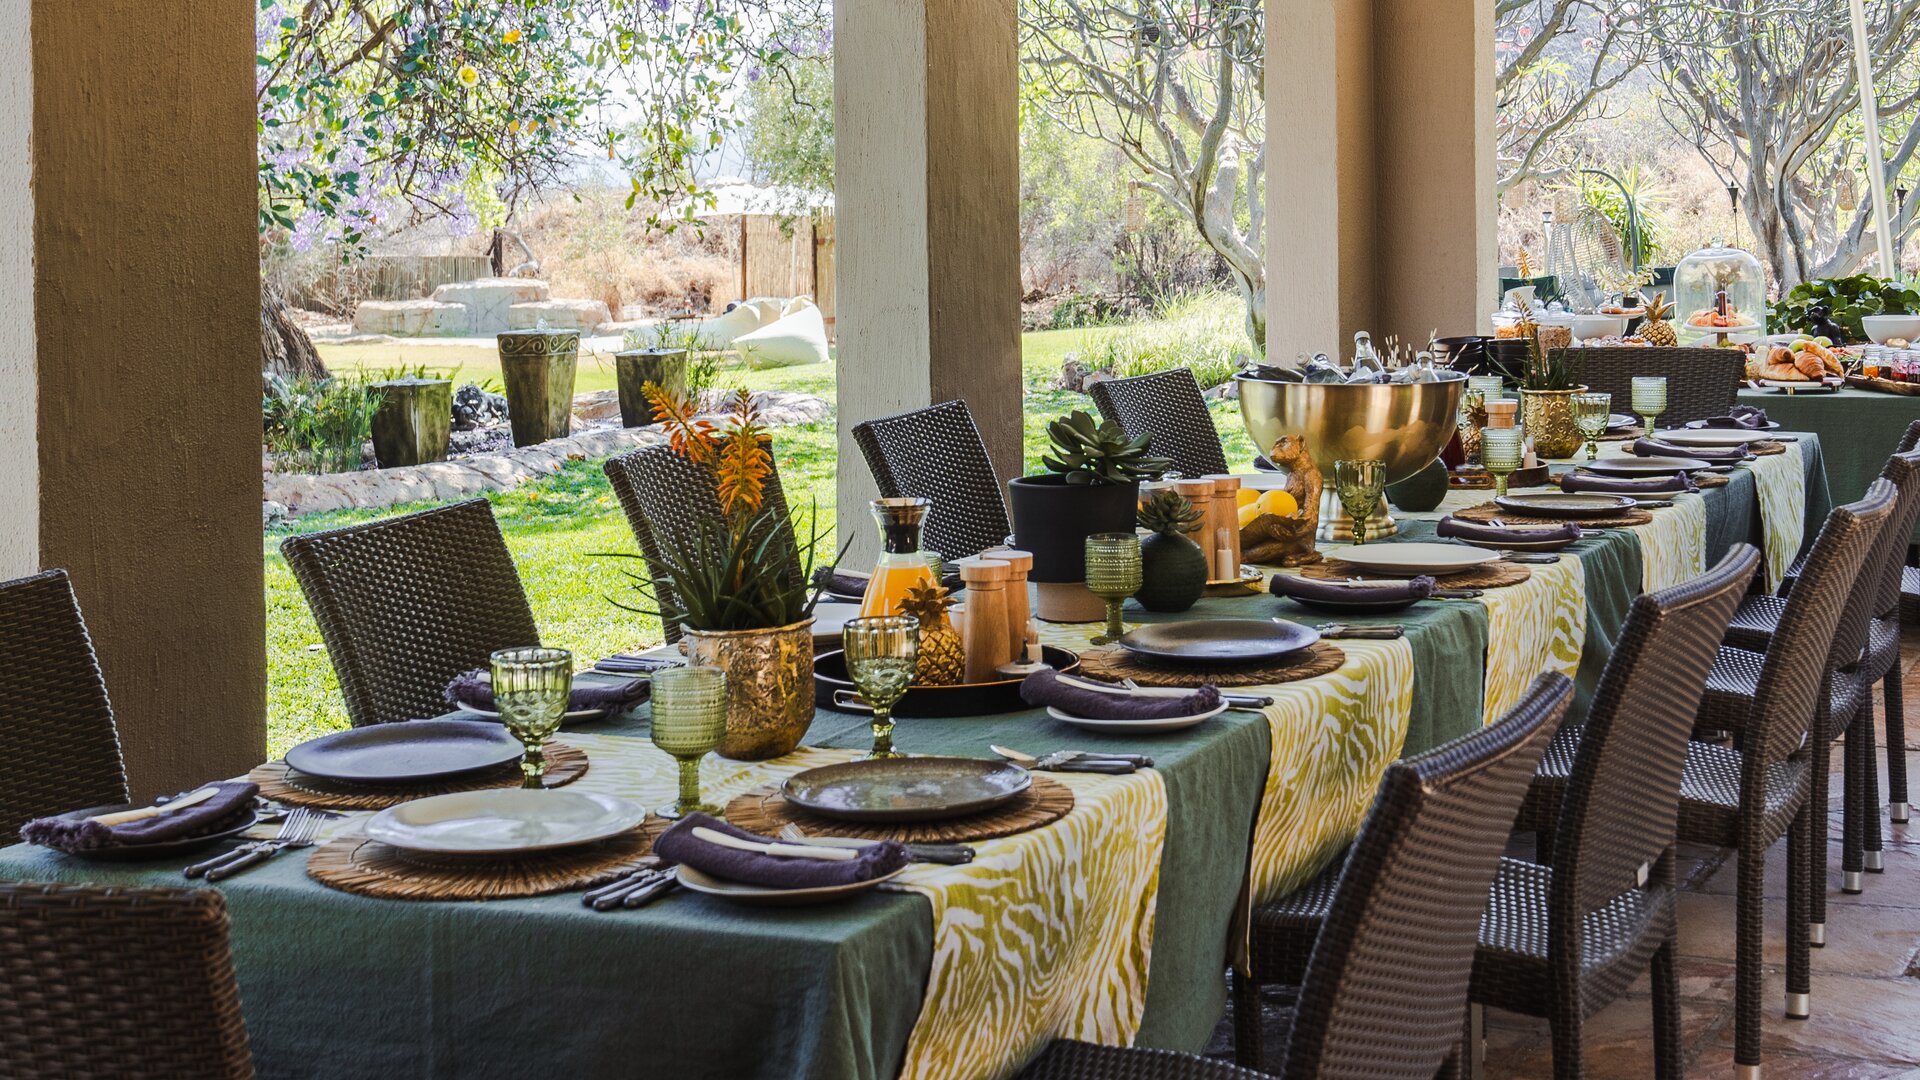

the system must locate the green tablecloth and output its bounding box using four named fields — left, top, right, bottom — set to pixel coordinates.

left=0, top=435, right=1828, bottom=1079
left=1739, top=387, right=1901, bottom=536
